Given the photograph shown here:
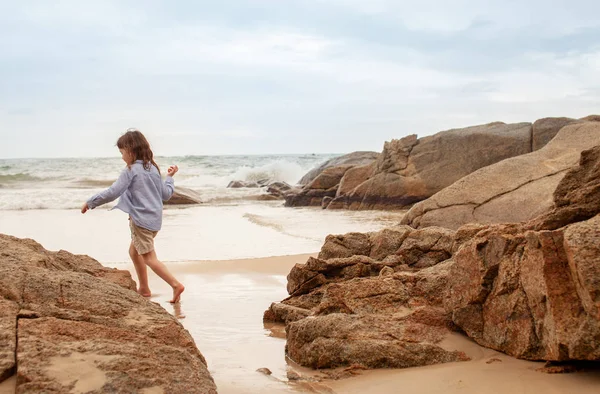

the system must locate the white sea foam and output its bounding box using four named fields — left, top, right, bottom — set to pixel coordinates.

left=0, top=154, right=337, bottom=210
